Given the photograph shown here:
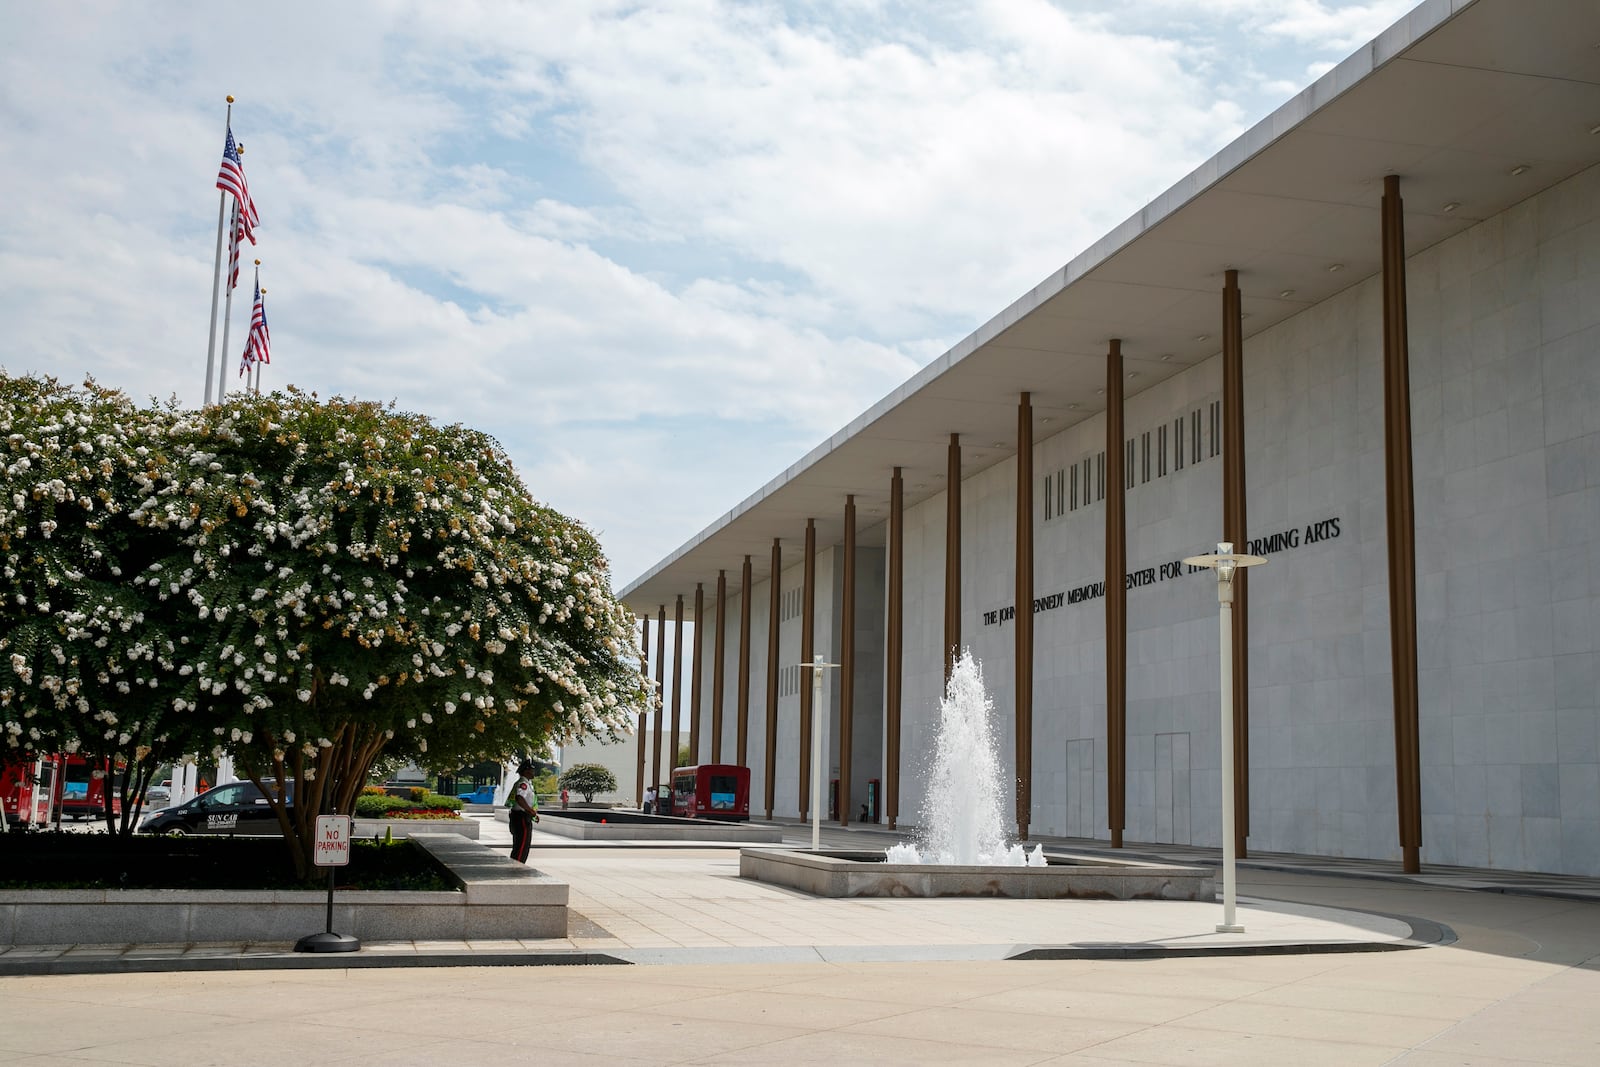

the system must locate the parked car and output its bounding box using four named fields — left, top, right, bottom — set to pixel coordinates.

left=138, top=780, right=291, bottom=835
left=456, top=785, right=497, bottom=804
left=143, top=784, right=171, bottom=806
